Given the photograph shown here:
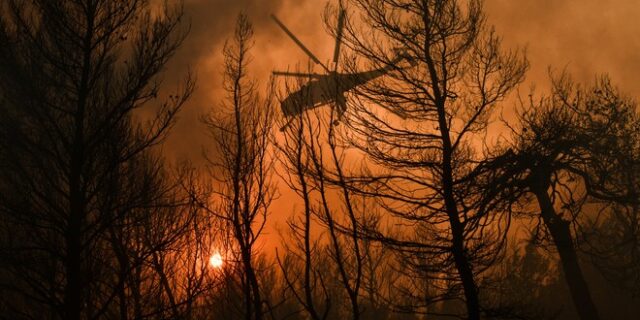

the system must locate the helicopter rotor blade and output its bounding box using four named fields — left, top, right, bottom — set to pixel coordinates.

left=273, top=71, right=324, bottom=79
left=332, top=7, right=346, bottom=67
left=271, top=14, right=329, bottom=71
